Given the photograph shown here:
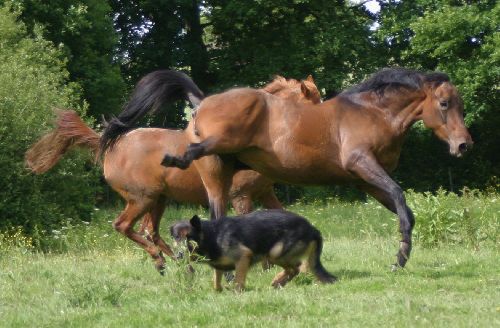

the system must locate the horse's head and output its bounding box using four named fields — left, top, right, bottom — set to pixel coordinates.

left=421, top=79, right=473, bottom=157
left=263, top=75, right=321, bottom=104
